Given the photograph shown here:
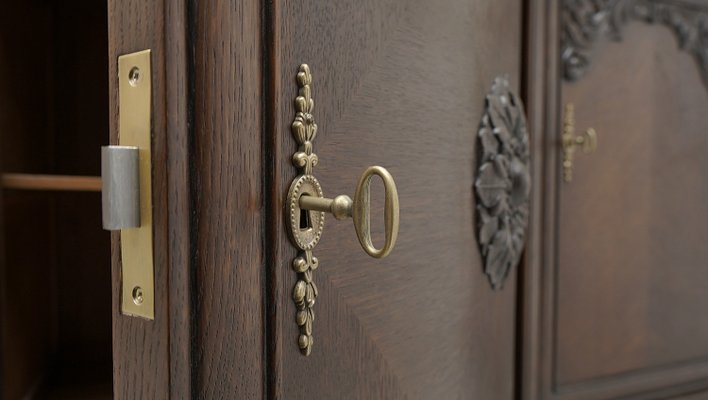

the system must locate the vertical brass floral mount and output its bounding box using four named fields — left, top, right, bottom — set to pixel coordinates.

left=562, top=103, right=597, bottom=183
left=288, top=64, right=322, bottom=356
left=287, top=64, right=401, bottom=356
